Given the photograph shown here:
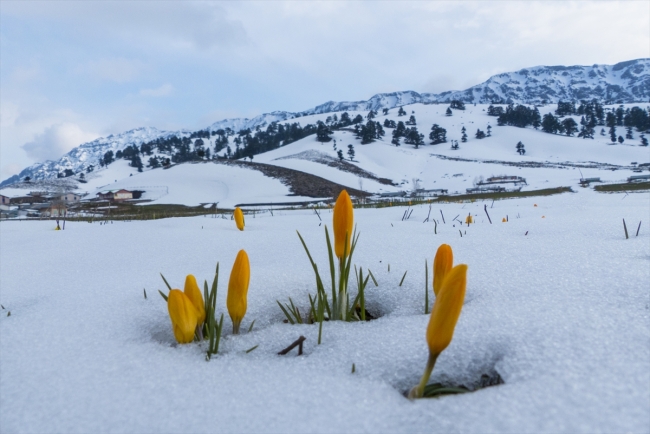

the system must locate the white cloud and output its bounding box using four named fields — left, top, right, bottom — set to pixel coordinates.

left=139, top=84, right=174, bottom=97
left=21, top=123, right=99, bottom=162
